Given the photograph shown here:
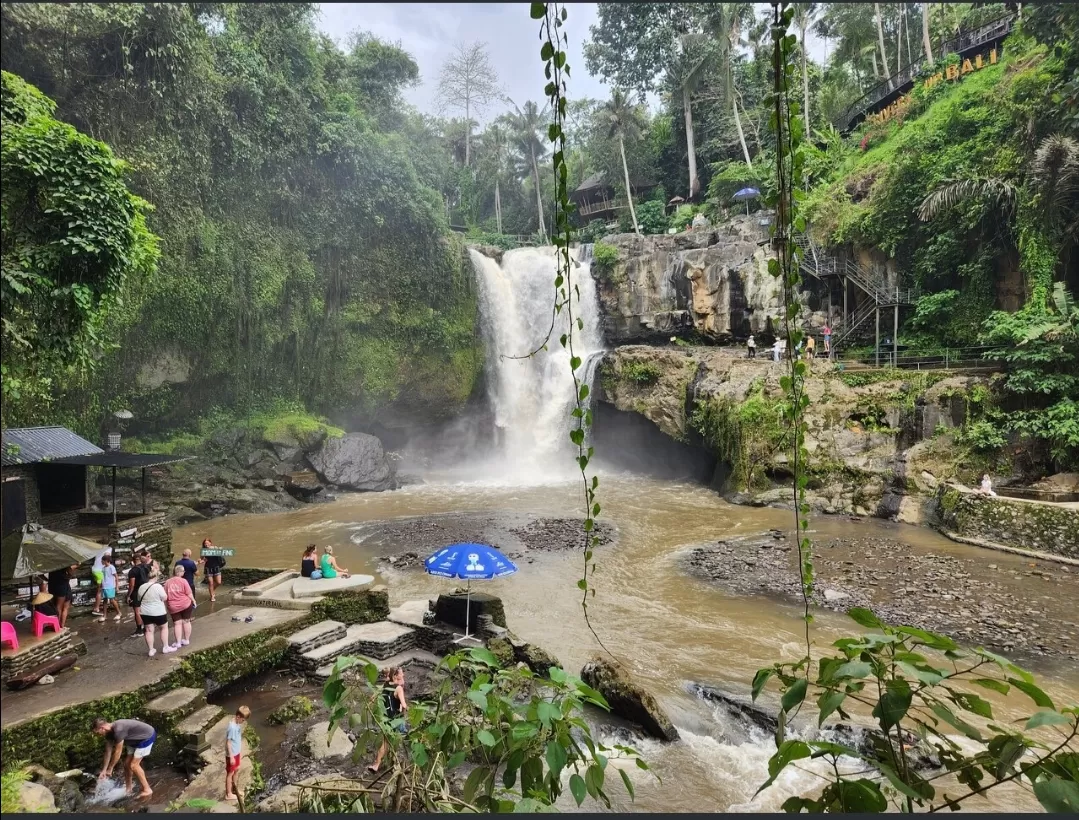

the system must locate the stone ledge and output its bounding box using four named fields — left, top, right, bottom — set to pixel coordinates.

left=292, top=574, right=375, bottom=599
